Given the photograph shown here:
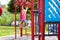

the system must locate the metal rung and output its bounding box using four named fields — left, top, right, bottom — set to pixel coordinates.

left=45, top=34, right=58, bottom=36
left=34, top=33, right=58, bottom=36
left=32, top=10, right=40, bottom=13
